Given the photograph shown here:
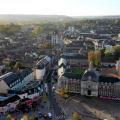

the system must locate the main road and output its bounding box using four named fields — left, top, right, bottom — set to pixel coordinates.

left=47, top=71, right=66, bottom=120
